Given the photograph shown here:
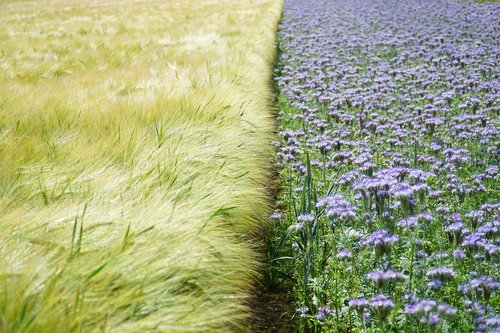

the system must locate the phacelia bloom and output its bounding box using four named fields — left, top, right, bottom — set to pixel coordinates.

left=316, top=306, right=334, bottom=321
left=336, top=249, right=353, bottom=260
left=453, top=249, right=466, bottom=260
left=403, top=292, right=417, bottom=303
left=295, top=213, right=313, bottom=231
left=397, top=216, right=418, bottom=229
left=392, top=182, right=414, bottom=199
left=418, top=212, right=433, bottom=223
left=437, top=303, right=457, bottom=320
left=370, top=294, right=395, bottom=321
left=465, top=300, right=493, bottom=317
left=428, top=279, right=442, bottom=291
left=366, top=269, right=408, bottom=288
left=405, top=300, right=437, bottom=317
left=477, top=221, right=499, bottom=238
left=270, top=212, right=283, bottom=219
left=295, top=222, right=305, bottom=232
left=317, top=194, right=357, bottom=224
left=485, top=316, right=500, bottom=329
left=466, top=210, right=485, bottom=227
left=445, top=221, right=469, bottom=245
left=297, top=213, right=314, bottom=223
left=363, top=229, right=399, bottom=257
left=426, top=266, right=457, bottom=282
left=348, top=297, right=369, bottom=312
left=484, top=243, right=500, bottom=257
left=459, top=276, right=500, bottom=301
left=422, top=312, right=442, bottom=327
left=462, top=232, right=487, bottom=253
left=412, top=182, right=429, bottom=194
left=436, top=205, right=451, bottom=214
left=428, top=190, right=443, bottom=199
left=485, top=165, right=499, bottom=177
left=433, top=252, right=449, bottom=260
left=363, top=310, right=371, bottom=323
left=405, top=300, right=456, bottom=326
left=416, top=250, right=427, bottom=259
left=481, top=203, right=500, bottom=216
left=296, top=306, right=309, bottom=318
